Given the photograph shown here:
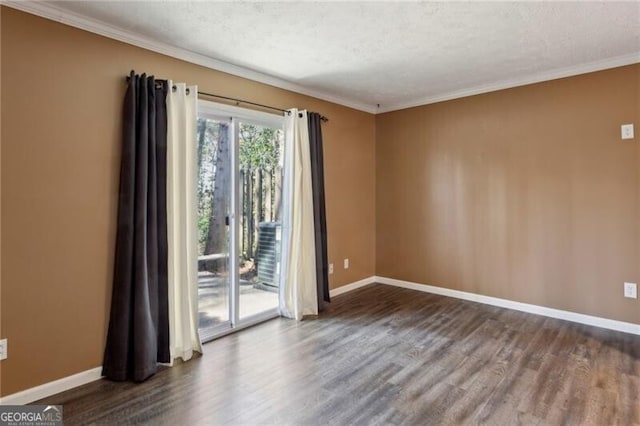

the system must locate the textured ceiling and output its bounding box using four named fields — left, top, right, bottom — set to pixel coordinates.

left=43, top=1, right=640, bottom=112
